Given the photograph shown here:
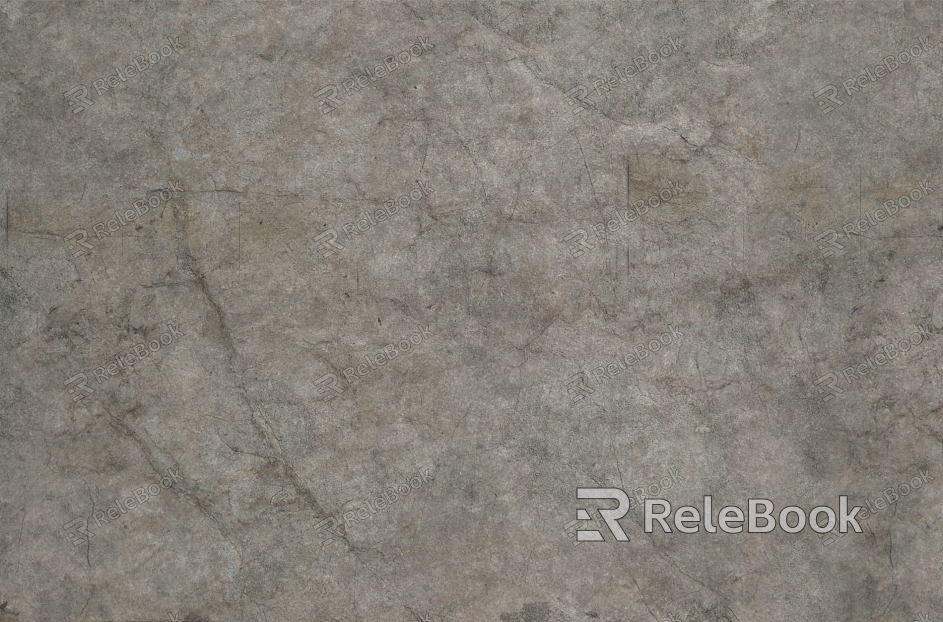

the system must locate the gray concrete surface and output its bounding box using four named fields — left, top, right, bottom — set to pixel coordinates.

left=1, top=1, right=942, bottom=620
